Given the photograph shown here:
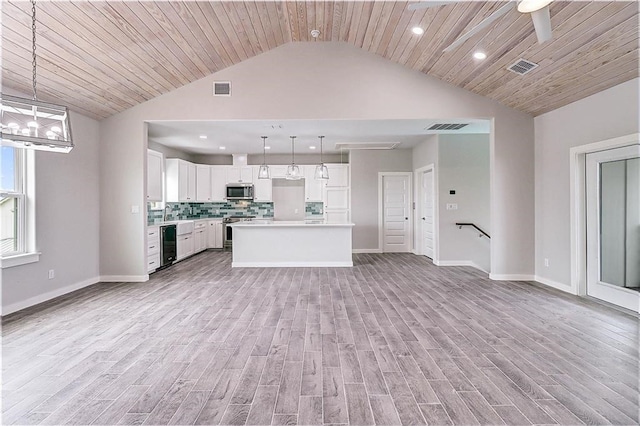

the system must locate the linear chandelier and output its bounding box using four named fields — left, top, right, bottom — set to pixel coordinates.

left=1, top=0, right=73, bottom=153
